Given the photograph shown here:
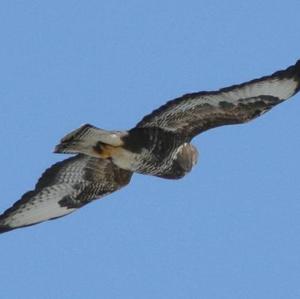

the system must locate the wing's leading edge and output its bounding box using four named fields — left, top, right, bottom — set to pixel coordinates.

left=136, top=60, right=300, bottom=138
left=0, top=155, right=132, bottom=234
